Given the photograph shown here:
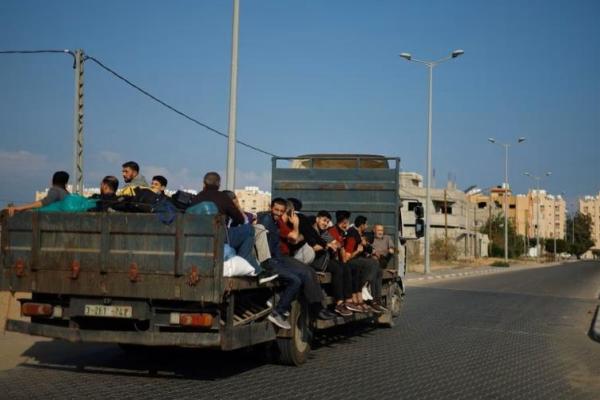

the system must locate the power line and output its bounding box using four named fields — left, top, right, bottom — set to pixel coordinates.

left=1, top=49, right=278, bottom=157
left=0, top=49, right=72, bottom=55
left=83, top=55, right=278, bottom=157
